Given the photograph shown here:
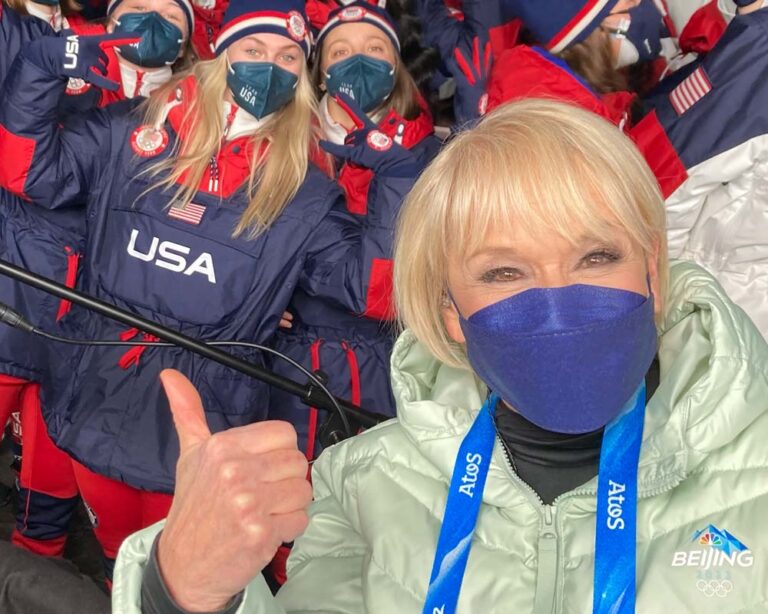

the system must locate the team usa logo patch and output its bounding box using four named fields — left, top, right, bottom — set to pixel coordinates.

left=286, top=11, right=307, bottom=42
left=669, top=67, right=712, bottom=116
left=65, top=78, right=92, bottom=96
left=367, top=130, right=393, bottom=152
left=131, top=125, right=169, bottom=158
left=340, top=6, right=365, bottom=21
